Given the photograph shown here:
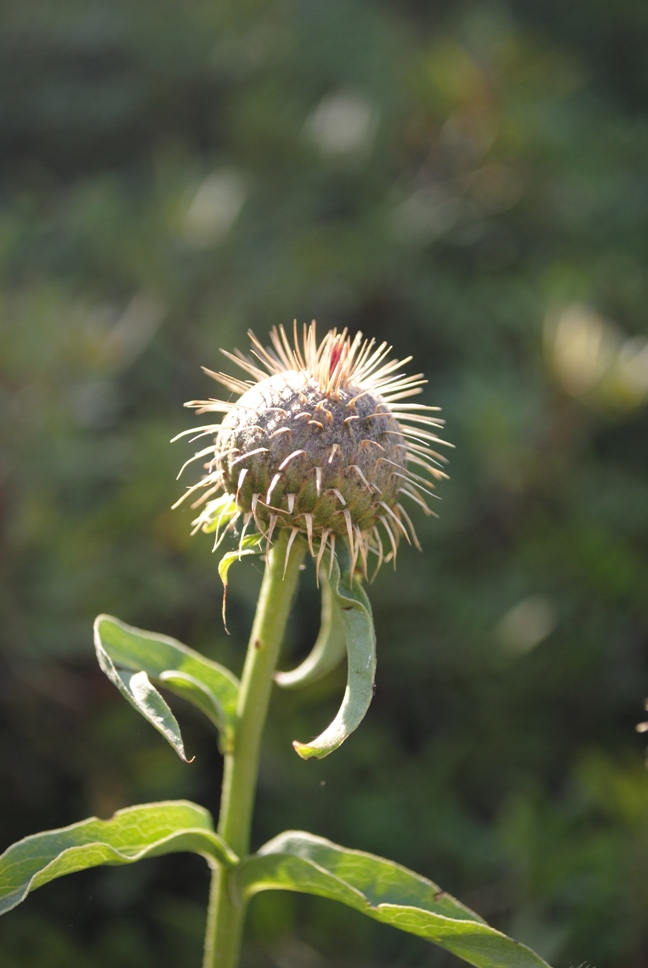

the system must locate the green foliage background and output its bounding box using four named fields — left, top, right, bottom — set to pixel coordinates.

left=2, top=0, right=648, bottom=965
